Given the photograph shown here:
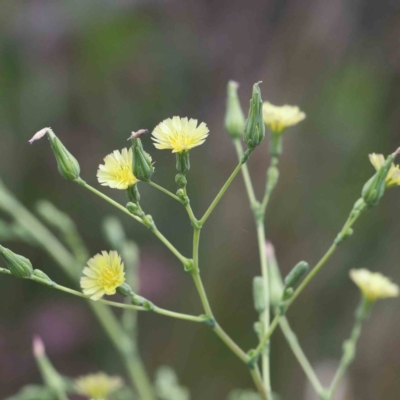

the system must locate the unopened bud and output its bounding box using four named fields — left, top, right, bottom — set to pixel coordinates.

left=244, top=82, right=265, bottom=150
left=33, top=269, right=53, bottom=285
left=175, top=173, right=187, bottom=189
left=0, top=245, right=33, bottom=278
left=132, top=138, right=154, bottom=182
left=126, top=202, right=144, bottom=217
left=176, top=152, right=190, bottom=174
left=126, top=184, right=140, bottom=204
left=266, top=165, right=279, bottom=193
left=29, top=128, right=80, bottom=181
left=284, top=261, right=309, bottom=289
left=116, top=282, right=133, bottom=297
left=362, top=149, right=399, bottom=207
left=253, top=276, right=266, bottom=313
left=225, top=81, right=245, bottom=139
